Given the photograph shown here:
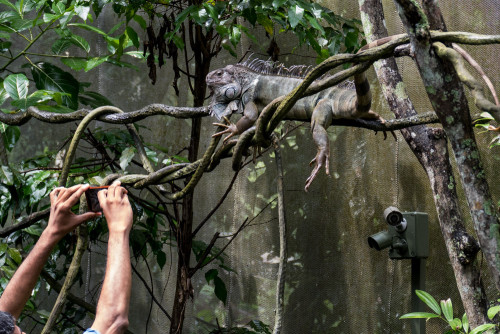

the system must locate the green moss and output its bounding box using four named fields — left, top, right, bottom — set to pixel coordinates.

left=446, top=116, right=454, bottom=124
left=448, top=175, right=455, bottom=190
left=395, top=82, right=408, bottom=100
left=426, top=86, right=436, bottom=95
